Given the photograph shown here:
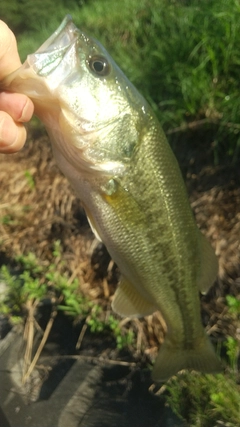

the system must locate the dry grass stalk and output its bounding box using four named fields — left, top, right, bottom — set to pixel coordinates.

left=22, top=308, right=57, bottom=385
